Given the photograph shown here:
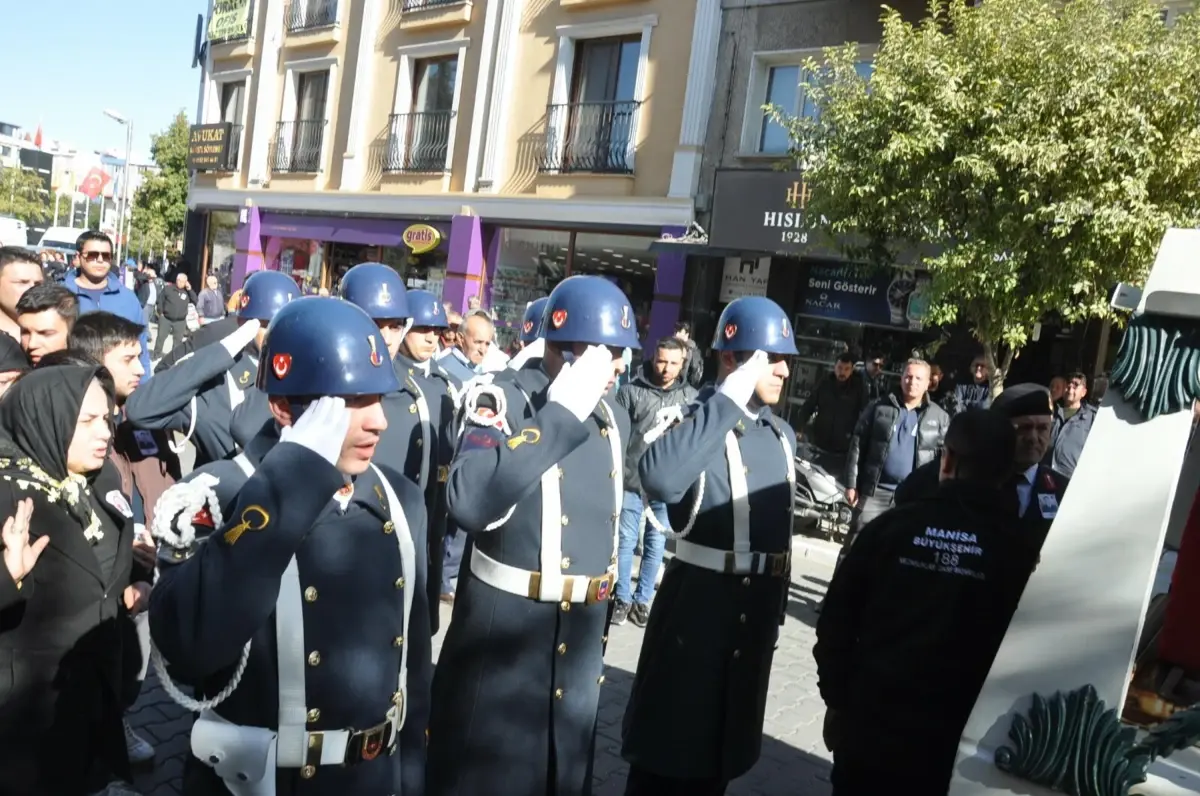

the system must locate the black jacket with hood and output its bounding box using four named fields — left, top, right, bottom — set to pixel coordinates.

left=616, top=361, right=698, bottom=494
left=795, top=371, right=868, bottom=454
